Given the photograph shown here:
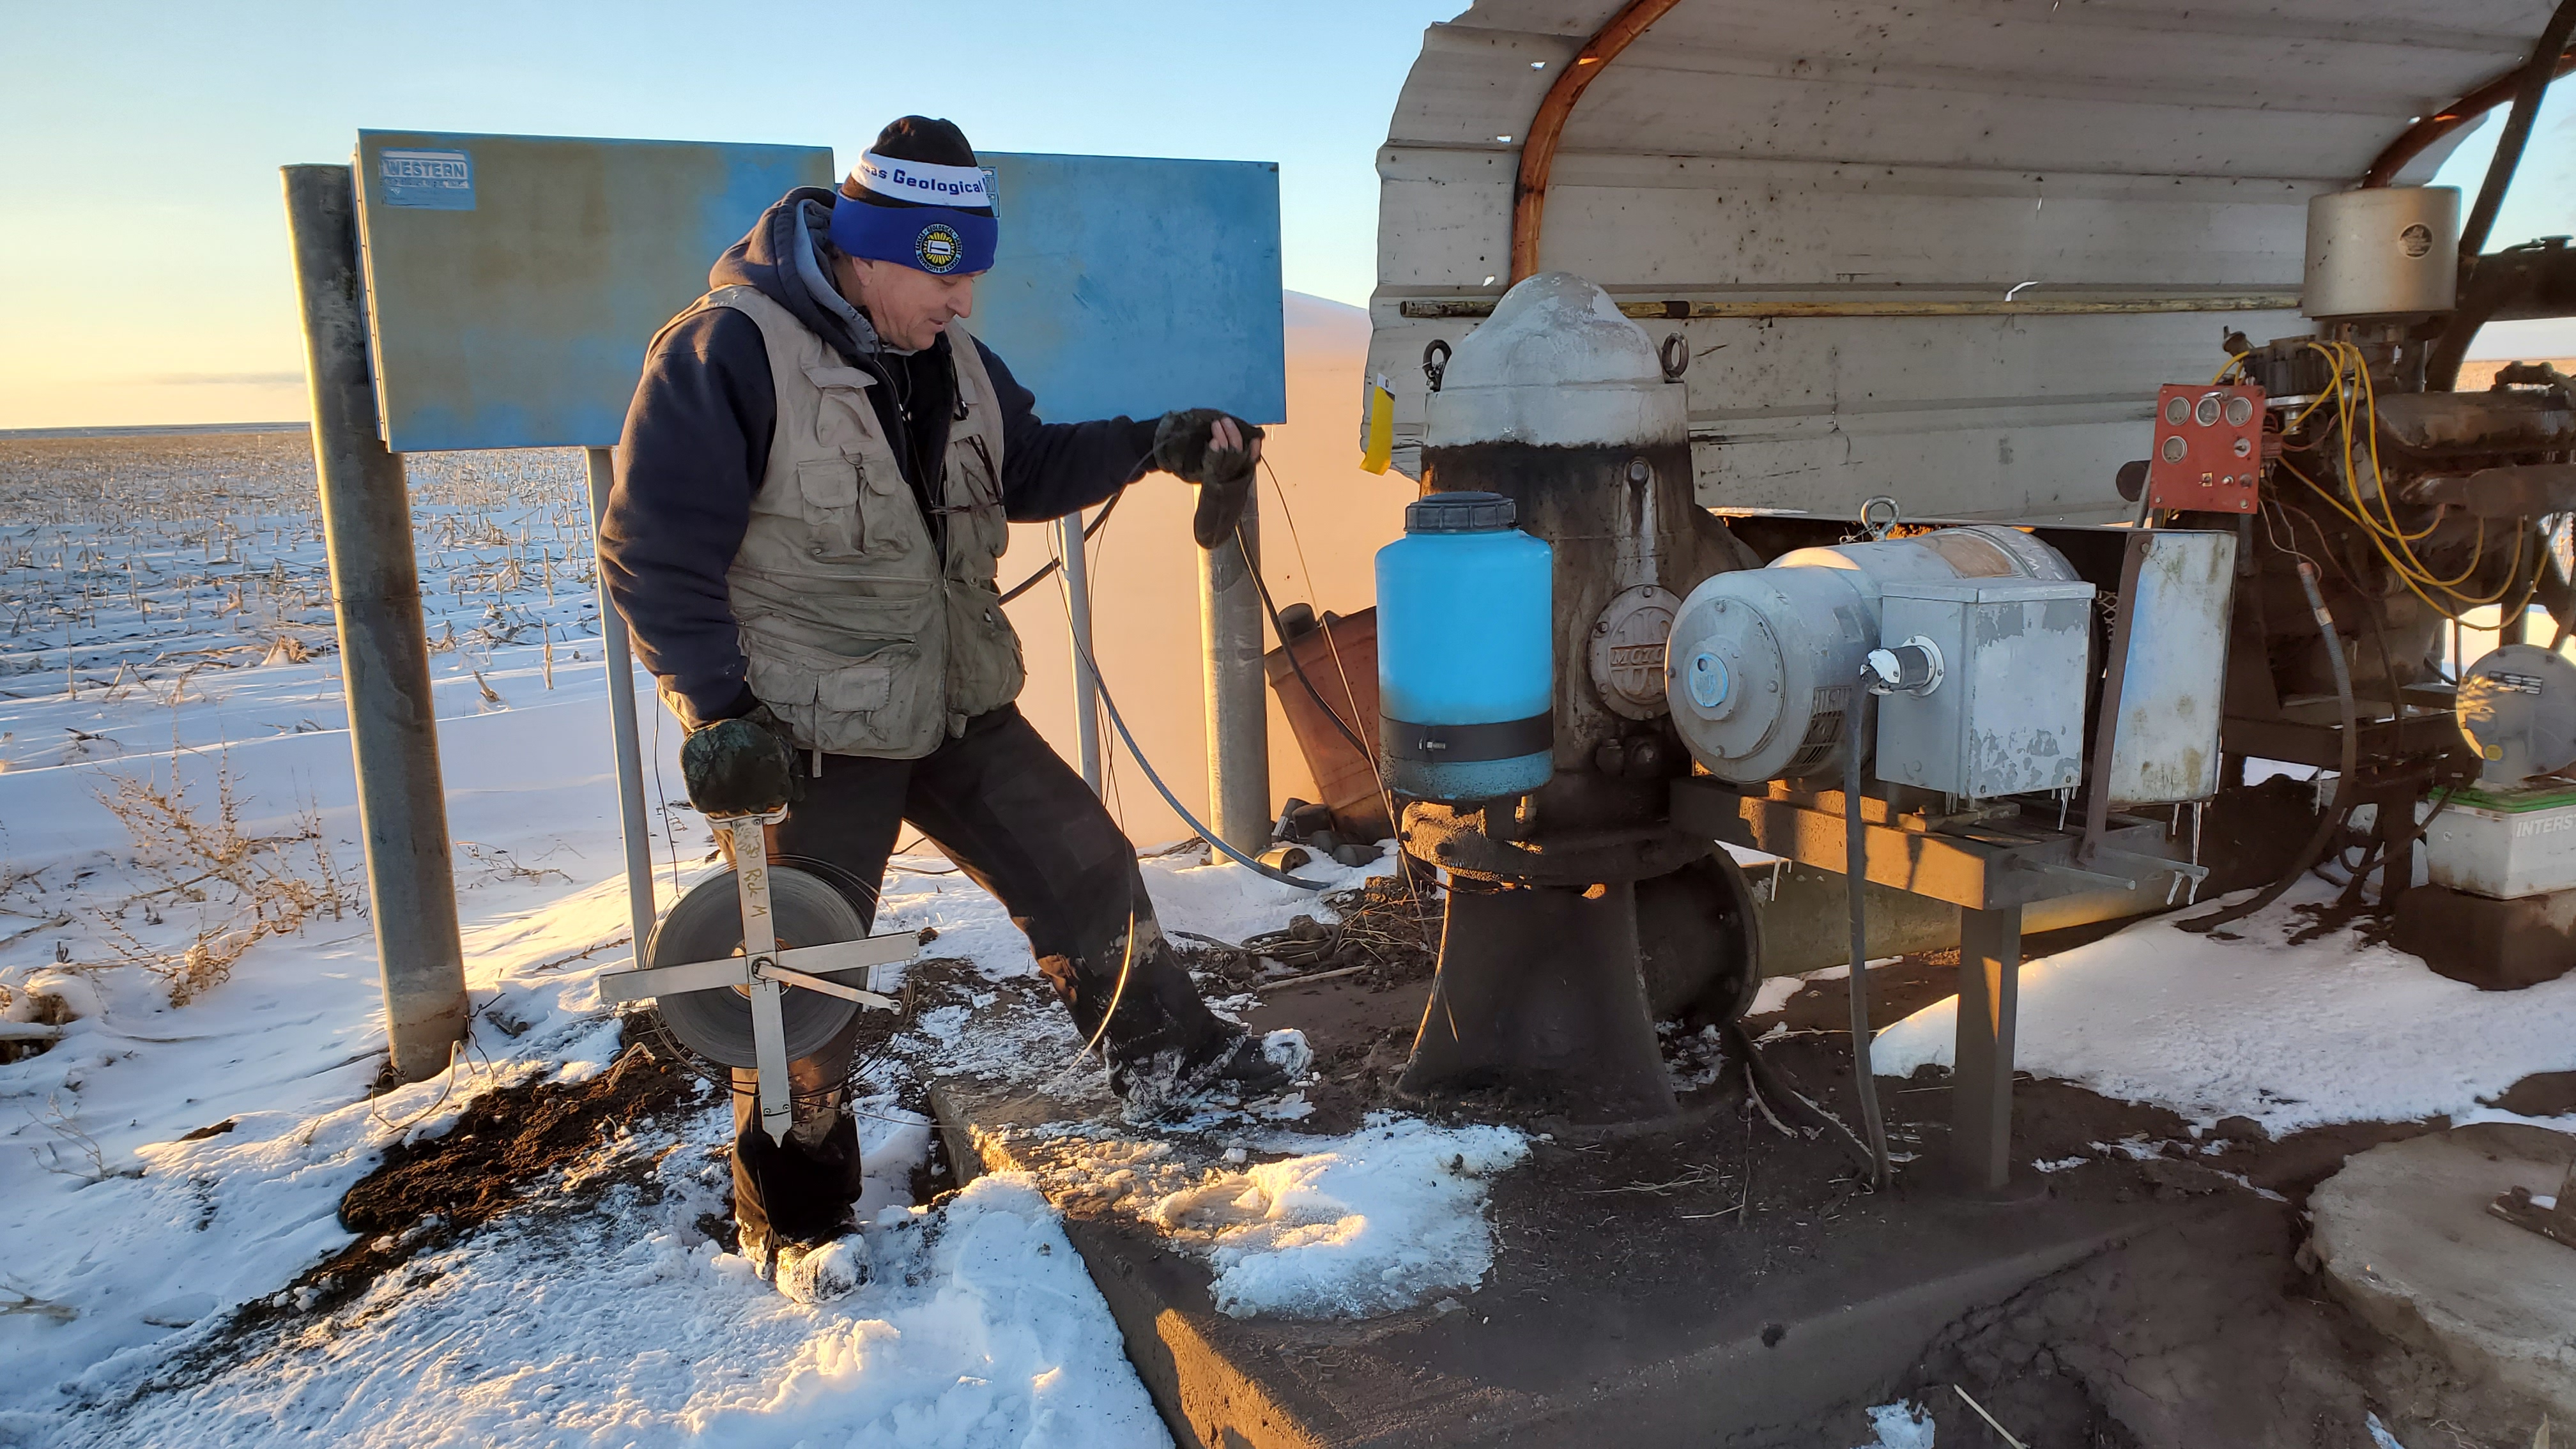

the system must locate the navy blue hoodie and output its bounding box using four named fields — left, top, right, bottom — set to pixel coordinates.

left=599, top=186, right=1162, bottom=726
